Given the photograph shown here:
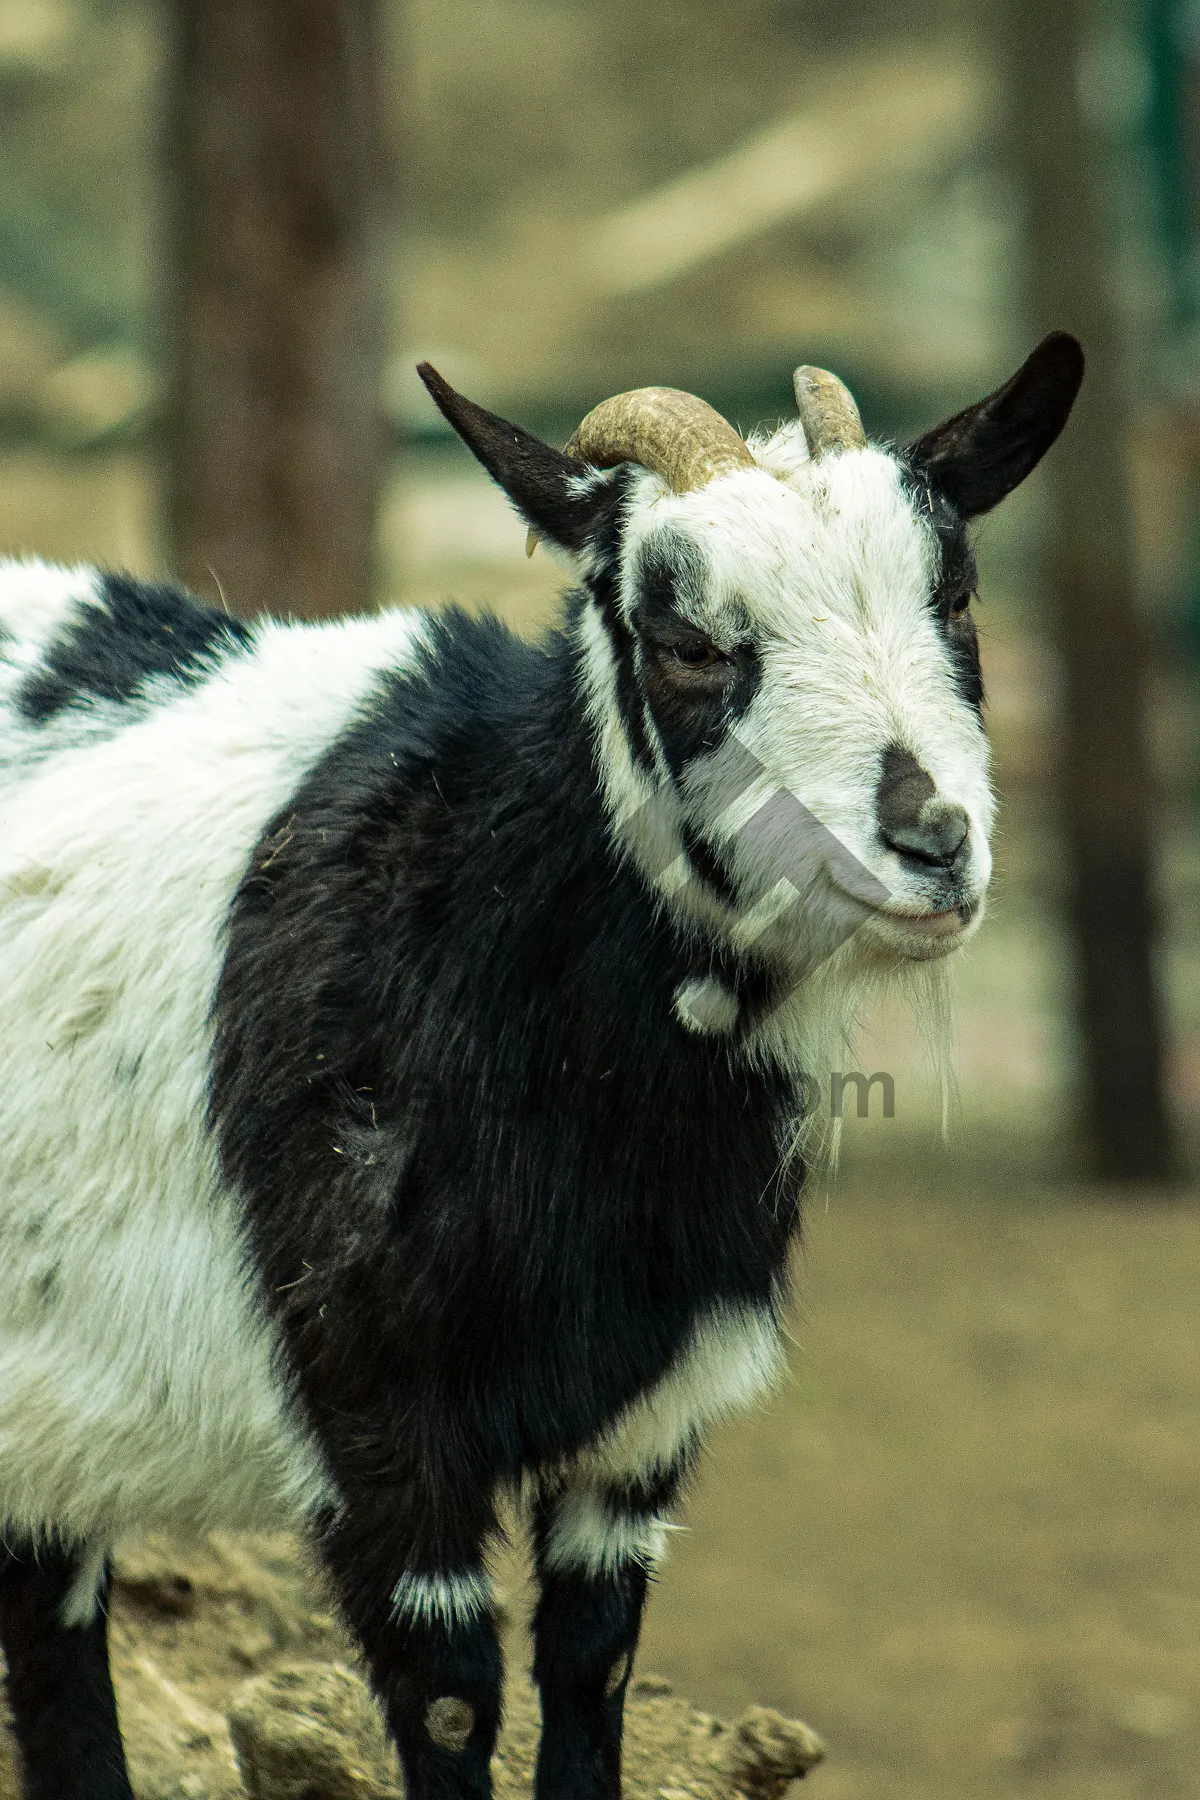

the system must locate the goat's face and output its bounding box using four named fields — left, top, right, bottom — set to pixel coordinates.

left=595, top=443, right=995, bottom=973
left=420, top=336, right=1082, bottom=990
